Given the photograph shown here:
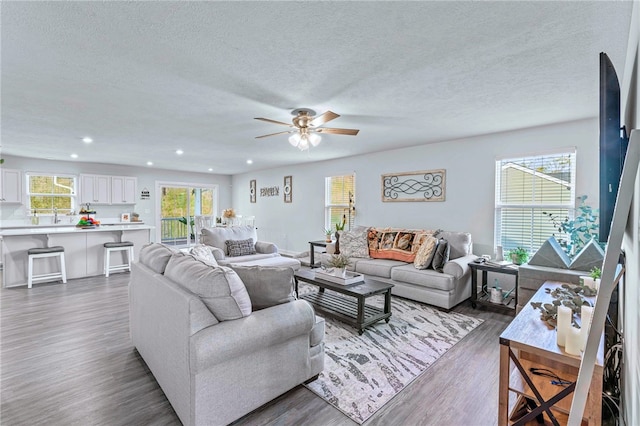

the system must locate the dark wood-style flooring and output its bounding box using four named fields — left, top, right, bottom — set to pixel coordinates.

left=0, top=271, right=513, bottom=425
